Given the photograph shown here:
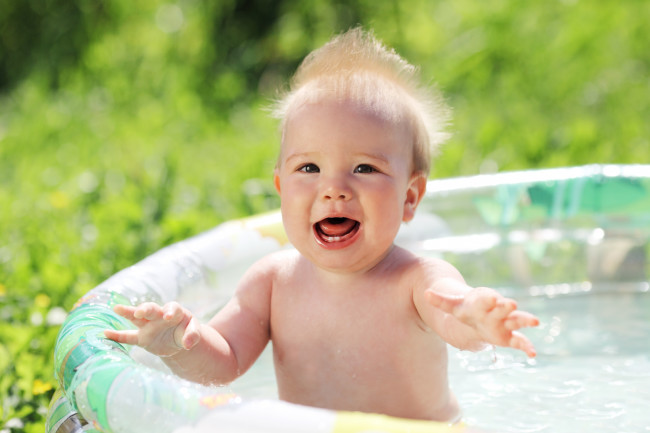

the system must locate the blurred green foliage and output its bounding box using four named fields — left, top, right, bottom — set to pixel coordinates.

left=1, top=0, right=649, bottom=430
